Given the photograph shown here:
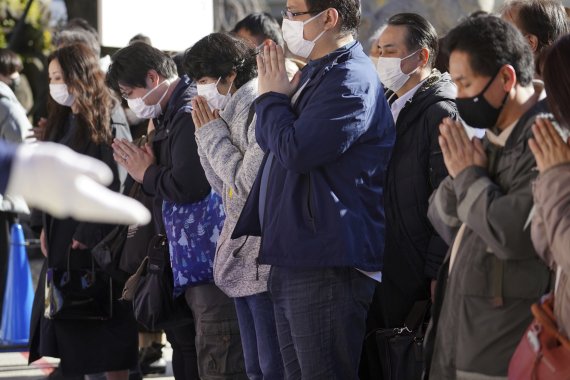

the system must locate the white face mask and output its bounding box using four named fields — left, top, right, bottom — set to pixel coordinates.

left=282, top=11, right=326, bottom=59
left=196, top=77, right=233, bottom=110
left=376, top=50, right=421, bottom=92
left=126, top=79, right=171, bottom=119
left=49, top=83, right=75, bottom=107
